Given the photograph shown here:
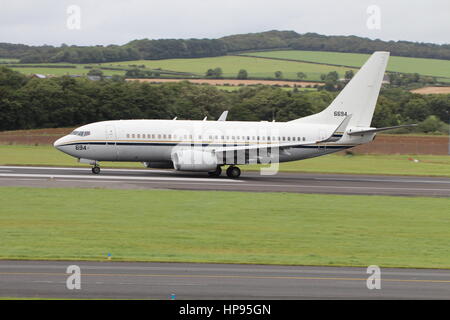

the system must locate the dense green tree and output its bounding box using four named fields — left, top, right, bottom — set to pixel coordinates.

left=296, top=72, right=307, bottom=80
left=344, top=70, right=354, bottom=80
left=87, top=68, right=104, bottom=77
left=274, top=71, right=283, bottom=79
left=417, top=115, right=448, bottom=133
left=237, top=69, right=248, bottom=79
left=403, top=97, right=430, bottom=122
